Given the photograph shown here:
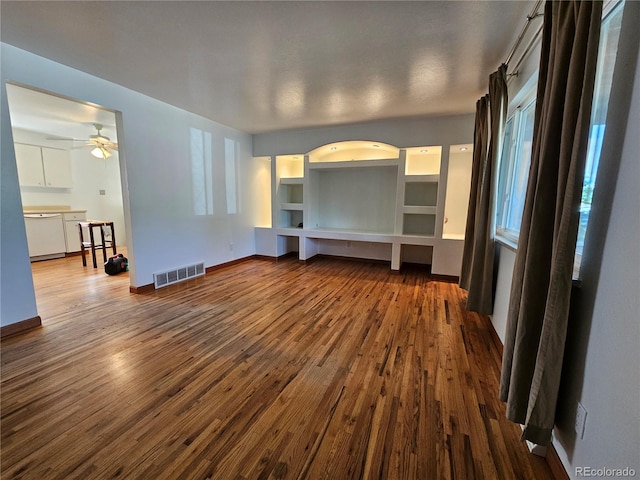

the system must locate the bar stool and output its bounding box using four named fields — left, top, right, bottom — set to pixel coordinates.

left=78, top=221, right=117, bottom=268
